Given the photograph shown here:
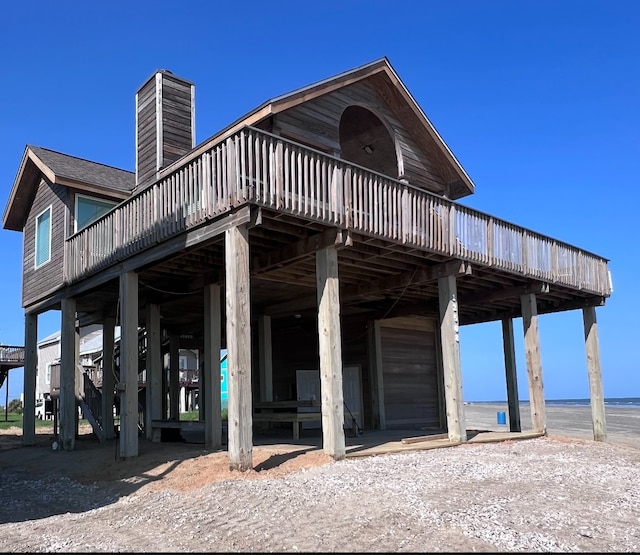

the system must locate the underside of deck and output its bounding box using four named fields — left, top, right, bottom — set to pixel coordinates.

left=30, top=205, right=606, bottom=338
